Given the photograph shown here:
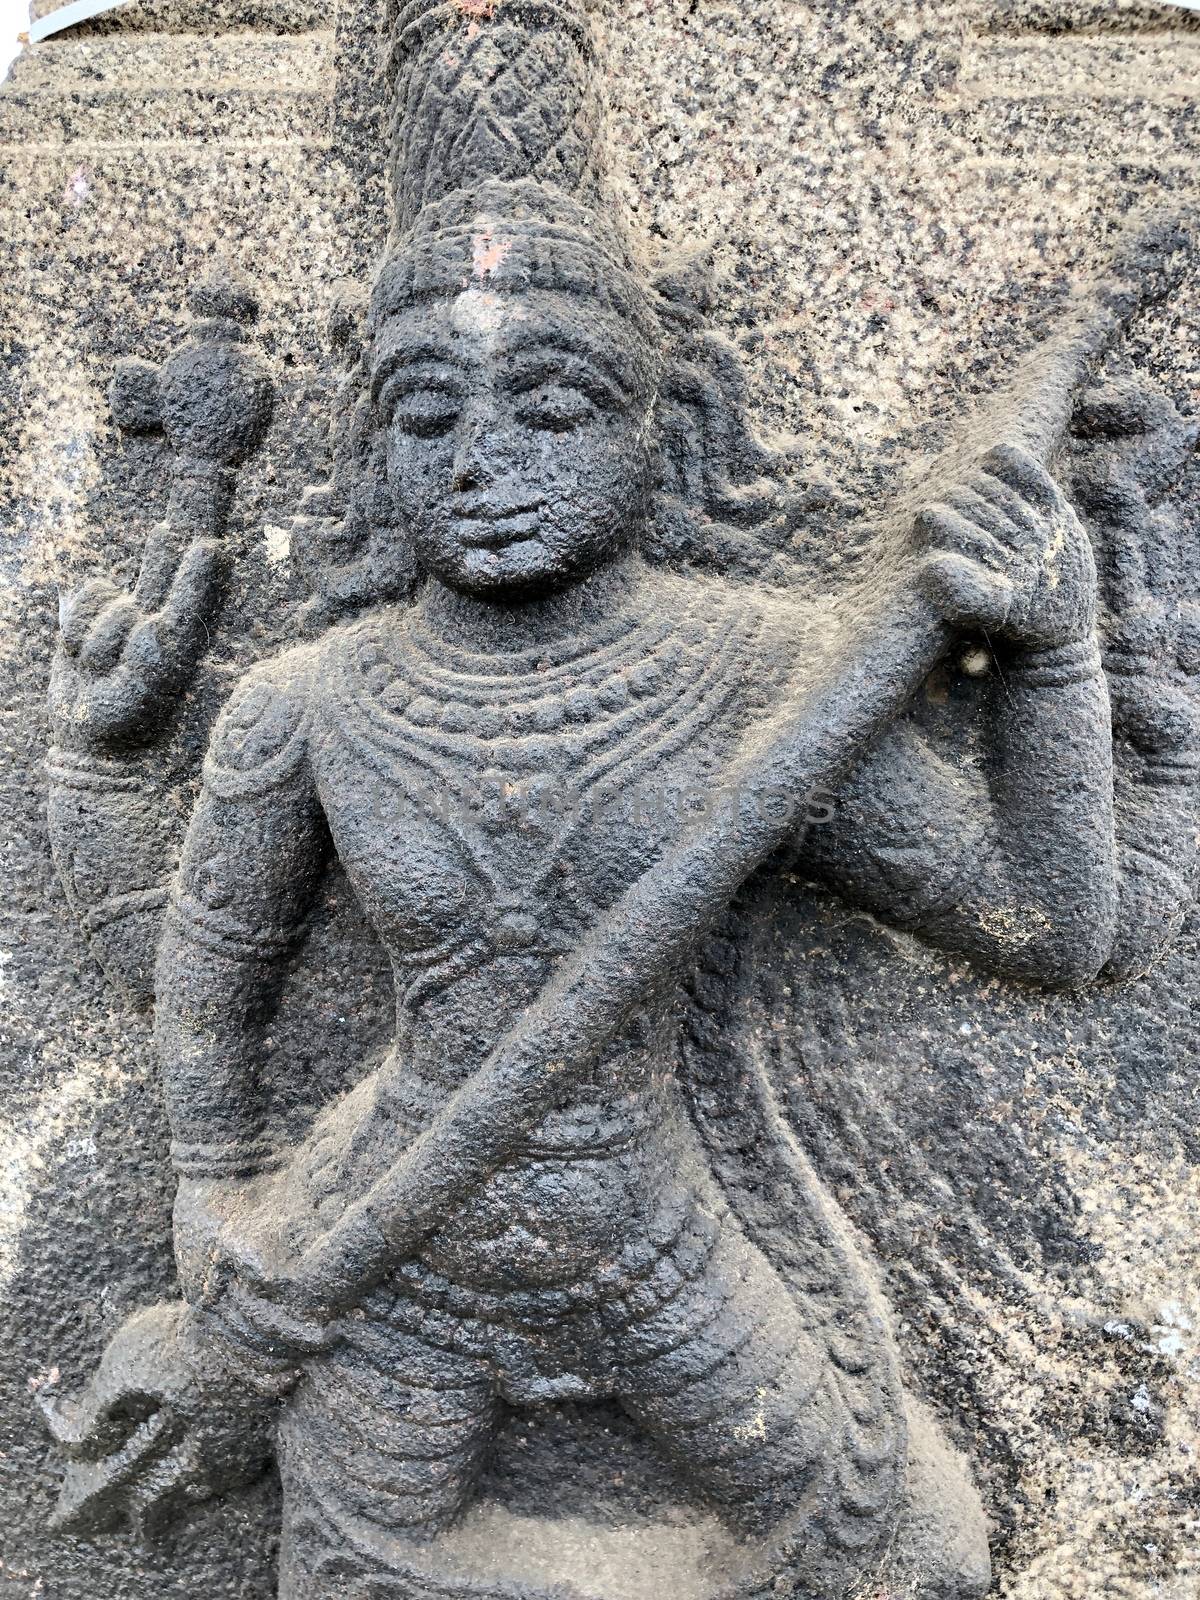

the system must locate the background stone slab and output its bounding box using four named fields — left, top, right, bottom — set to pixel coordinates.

left=1, top=2, right=1198, bottom=1596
